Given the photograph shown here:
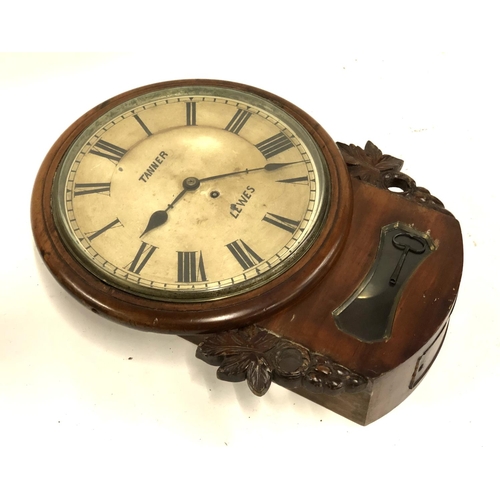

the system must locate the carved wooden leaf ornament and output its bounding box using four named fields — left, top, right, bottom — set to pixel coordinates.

left=217, top=355, right=249, bottom=382
left=337, top=140, right=452, bottom=216
left=197, top=327, right=277, bottom=395
left=246, top=357, right=273, bottom=396
left=337, top=140, right=404, bottom=174
left=196, top=326, right=368, bottom=397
